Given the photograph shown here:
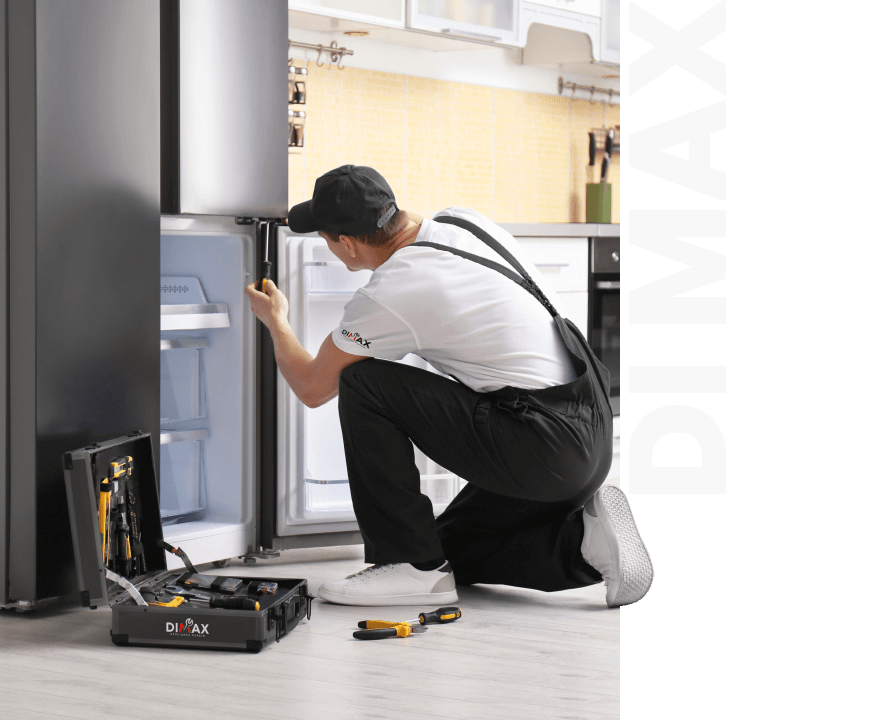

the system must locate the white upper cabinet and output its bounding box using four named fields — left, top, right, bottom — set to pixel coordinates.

left=407, top=0, right=519, bottom=45
left=288, top=0, right=405, bottom=27
left=526, top=0, right=600, bottom=15
left=599, top=0, right=619, bottom=64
